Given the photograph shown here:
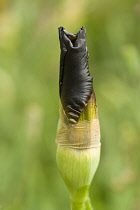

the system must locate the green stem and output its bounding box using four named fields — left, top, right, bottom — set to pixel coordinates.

left=71, top=201, right=86, bottom=210
left=71, top=197, right=93, bottom=210
left=85, top=197, right=94, bottom=210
